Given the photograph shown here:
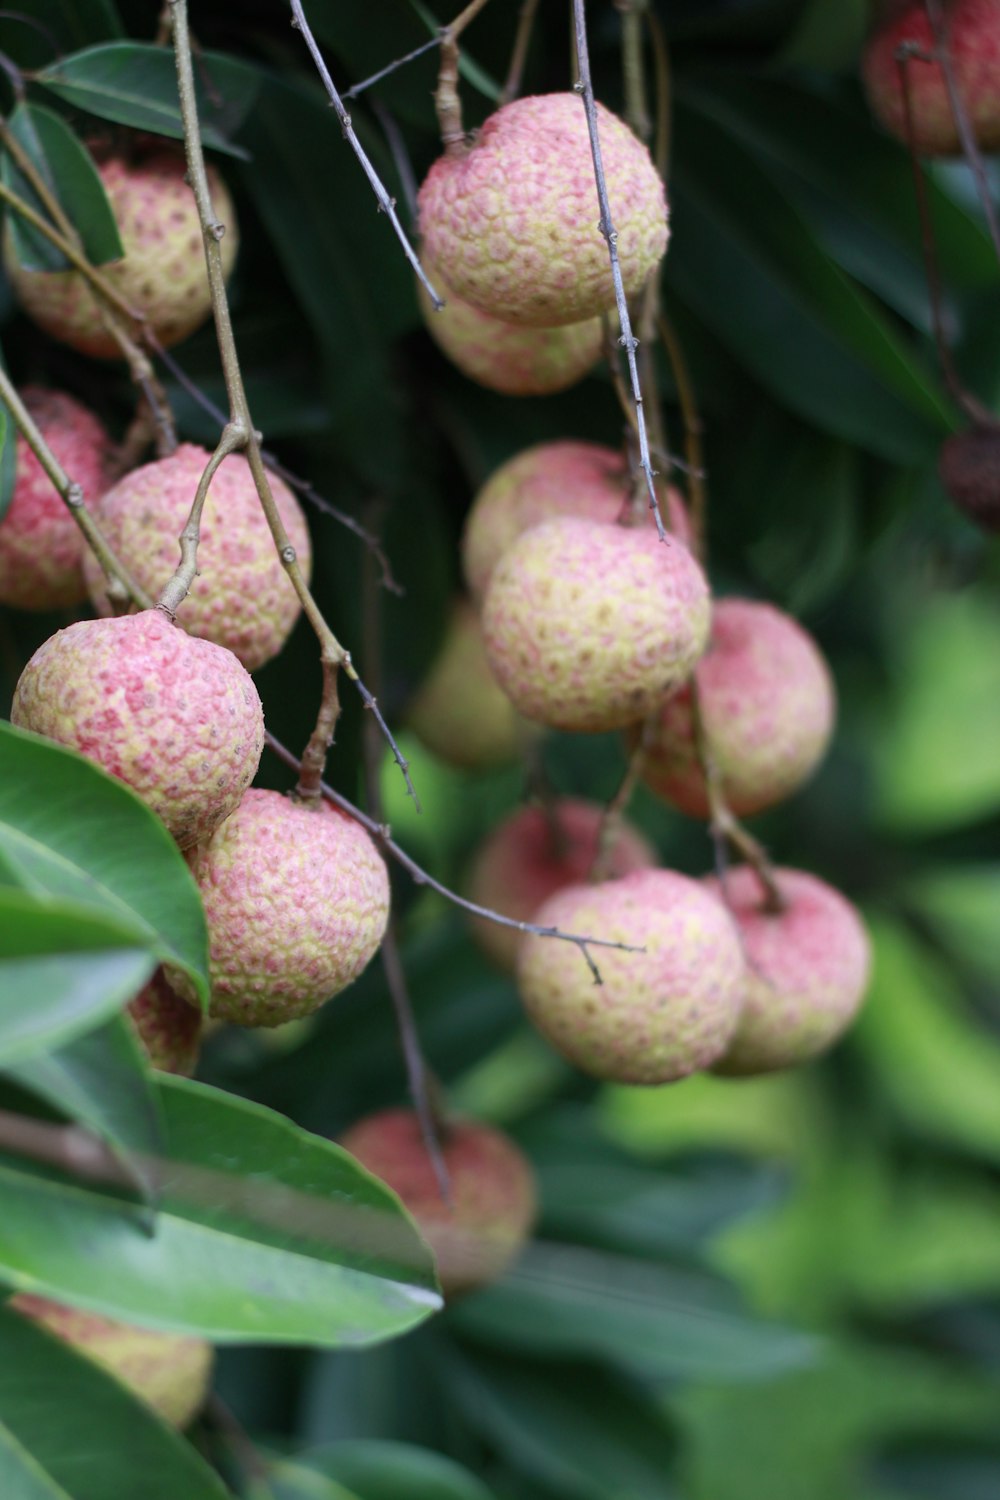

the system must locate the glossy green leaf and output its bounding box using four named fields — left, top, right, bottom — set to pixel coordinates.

left=906, top=865, right=1000, bottom=987
left=0, top=2, right=121, bottom=71
left=269, top=1463, right=360, bottom=1500
left=289, top=1441, right=496, bottom=1500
